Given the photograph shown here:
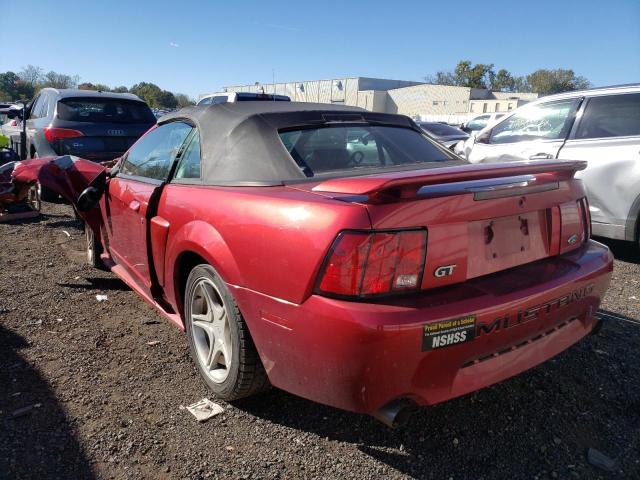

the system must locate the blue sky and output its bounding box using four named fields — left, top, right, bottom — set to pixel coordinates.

left=4, top=0, right=639, bottom=99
